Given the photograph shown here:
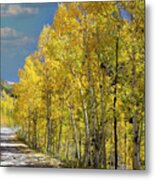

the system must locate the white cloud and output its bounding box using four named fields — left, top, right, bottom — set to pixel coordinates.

left=1, top=27, right=22, bottom=38
left=1, top=4, right=39, bottom=17
left=1, top=36, right=35, bottom=46
left=1, top=27, right=35, bottom=45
